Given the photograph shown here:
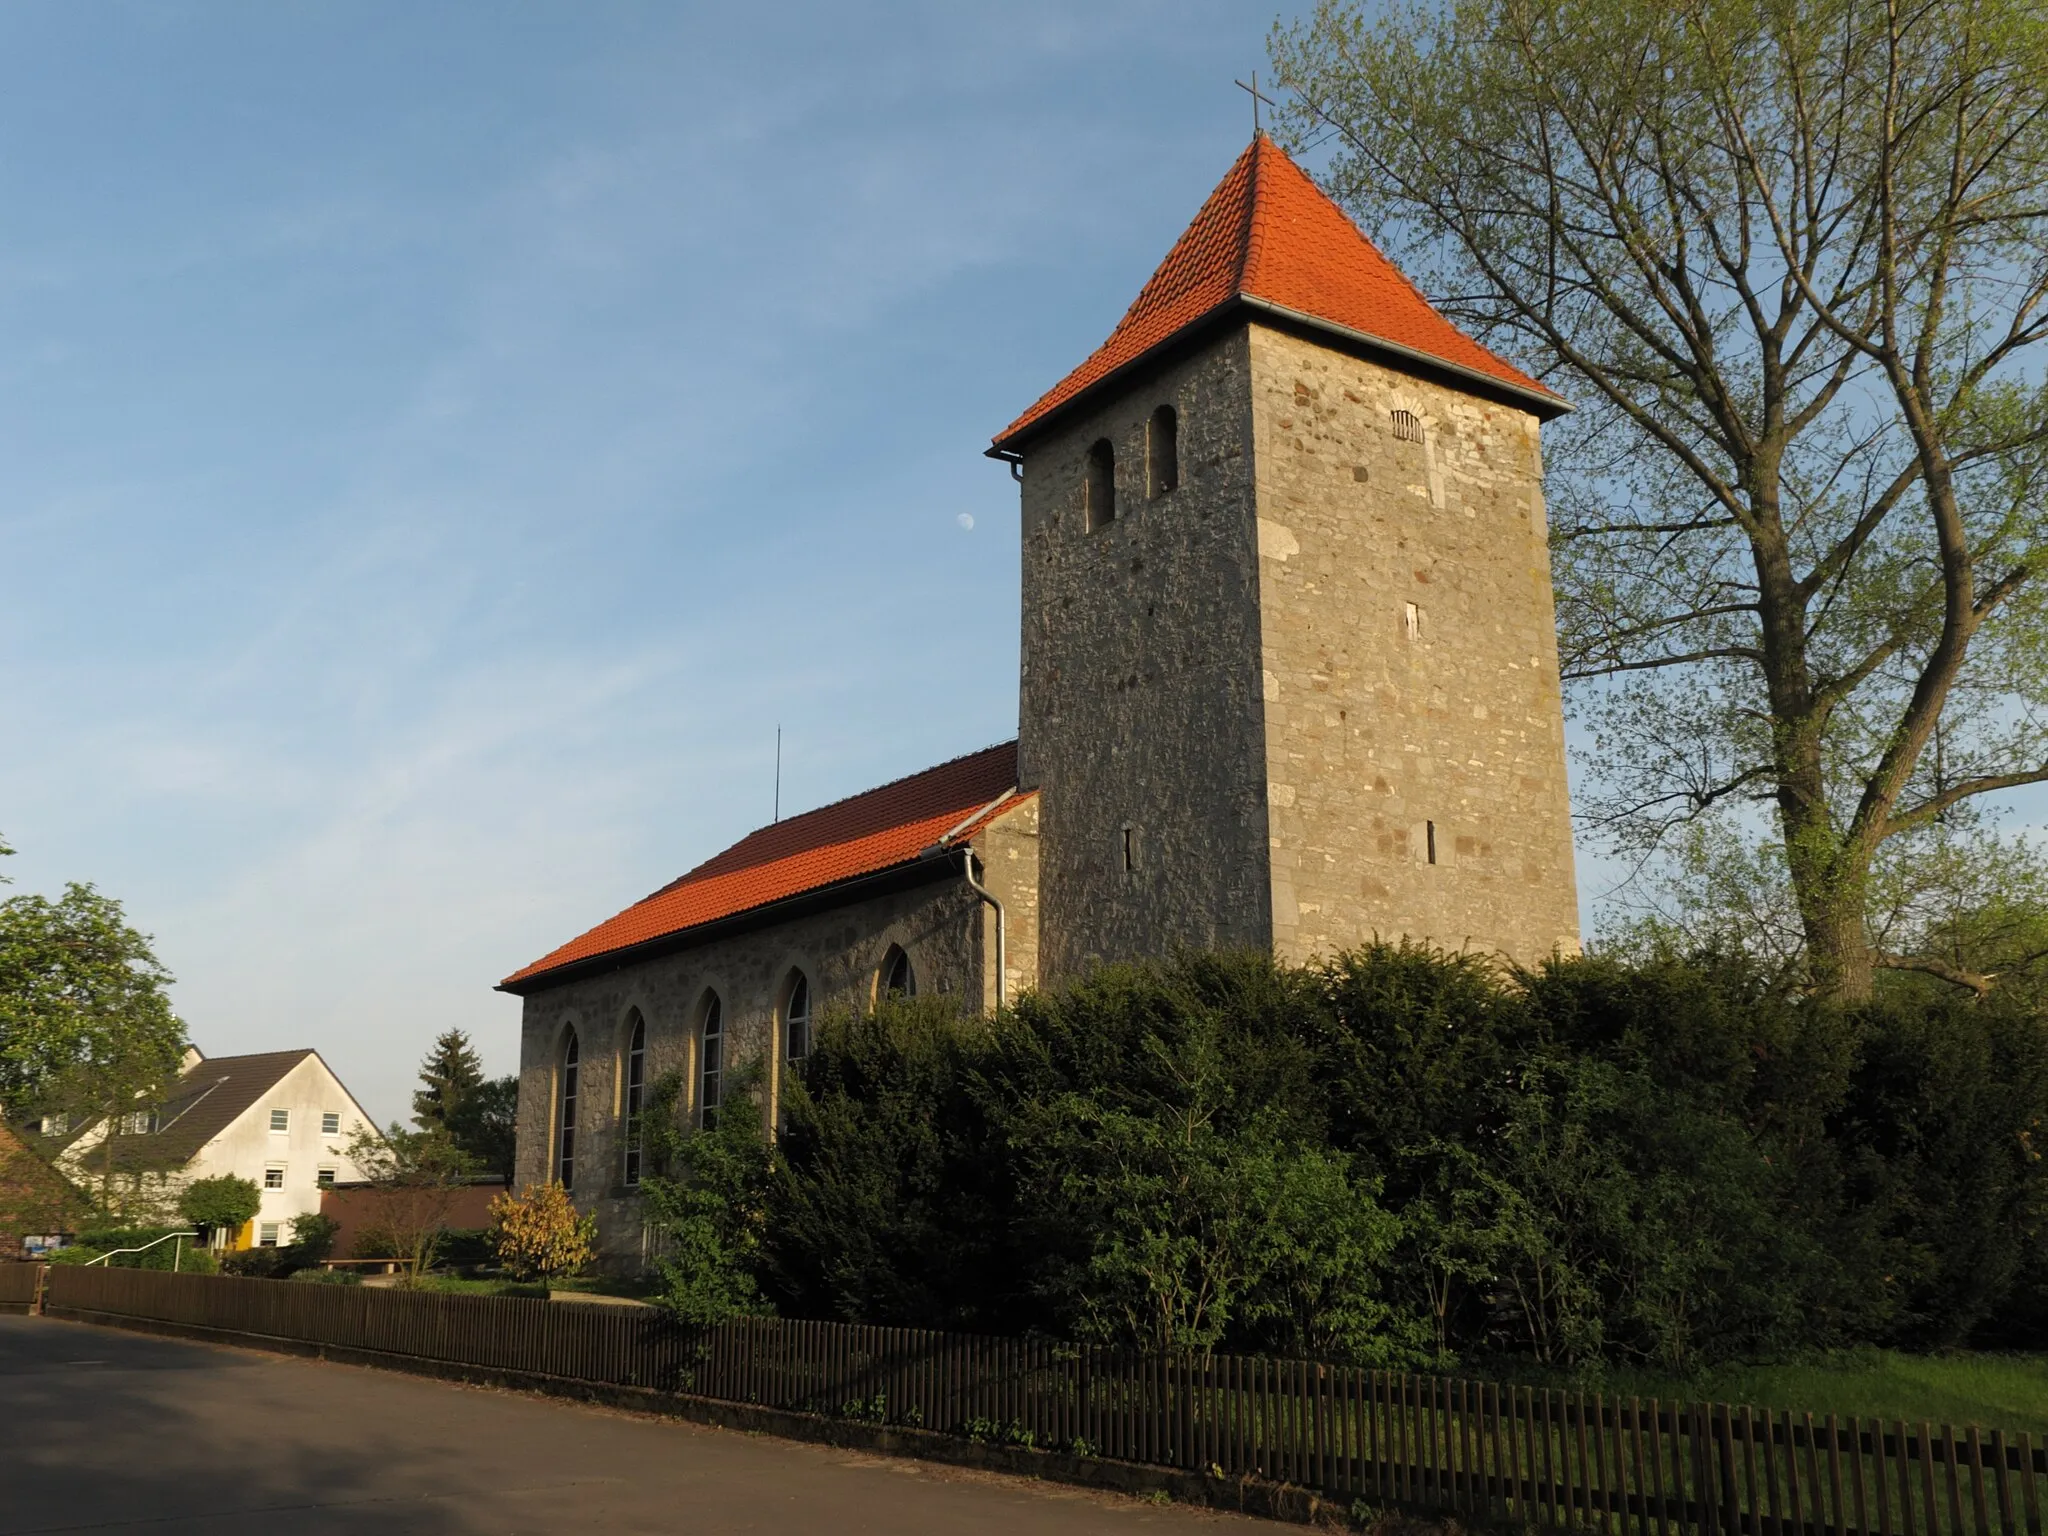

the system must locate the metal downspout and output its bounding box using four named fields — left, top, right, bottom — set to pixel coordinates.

left=961, top=848, right=1006, bottom=1010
